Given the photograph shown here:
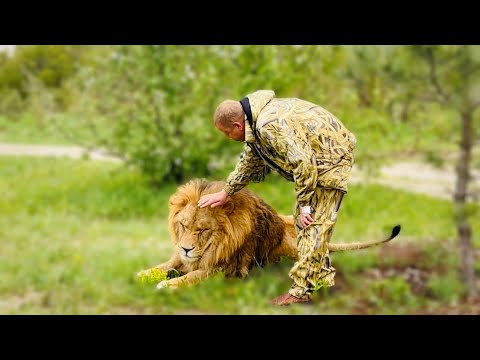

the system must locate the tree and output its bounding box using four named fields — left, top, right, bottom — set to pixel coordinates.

left=395, top=45, right=480, bottom=299
left=0, top=45, right=93, bottom=113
